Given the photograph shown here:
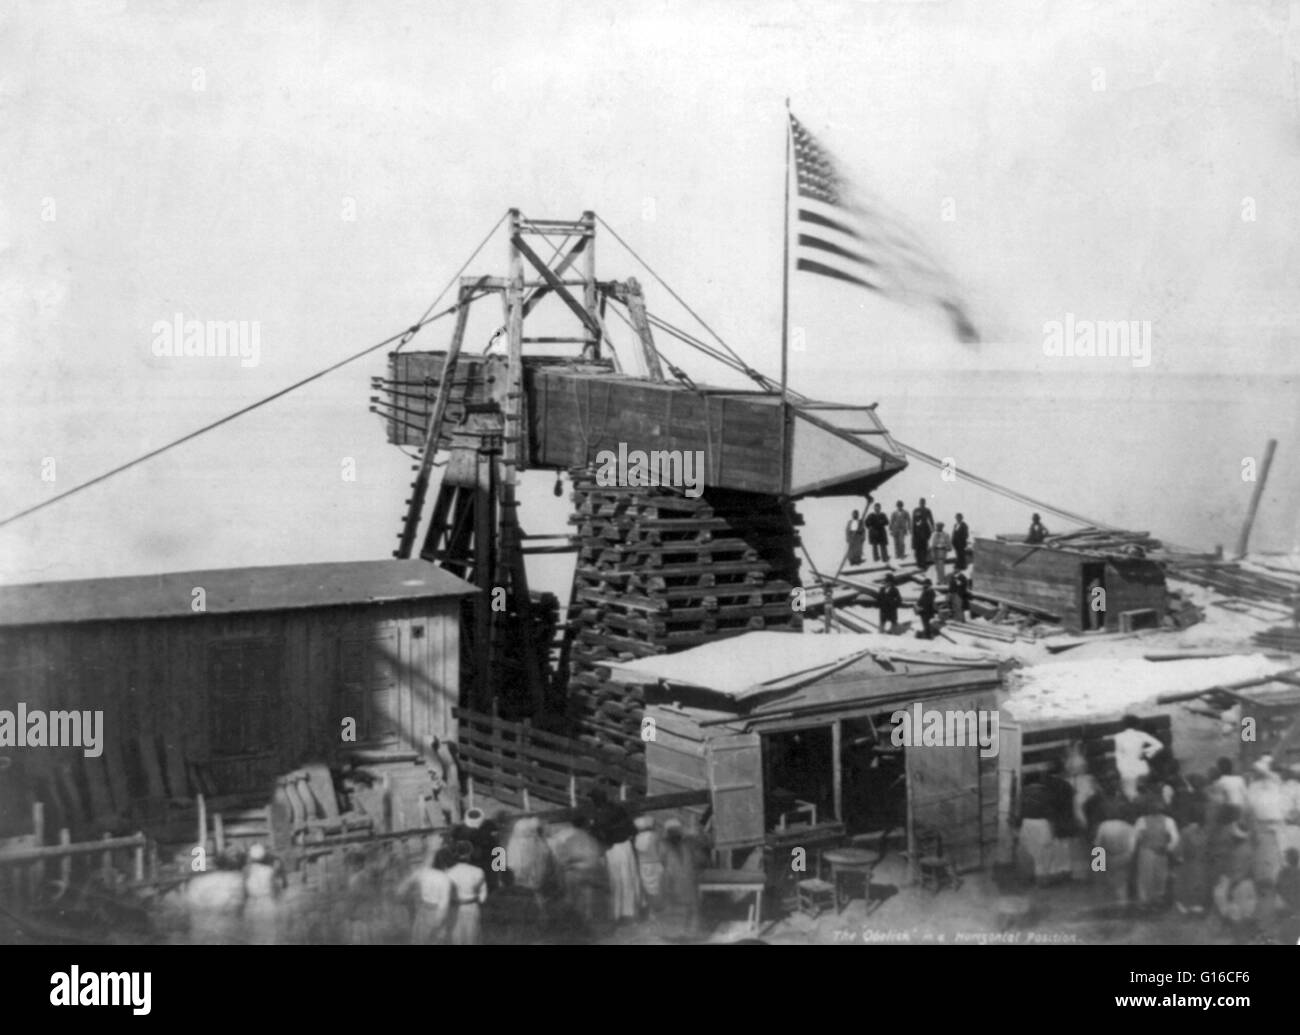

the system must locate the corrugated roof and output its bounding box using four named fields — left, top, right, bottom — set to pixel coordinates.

left=0, top=560, right=476, bottom=627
